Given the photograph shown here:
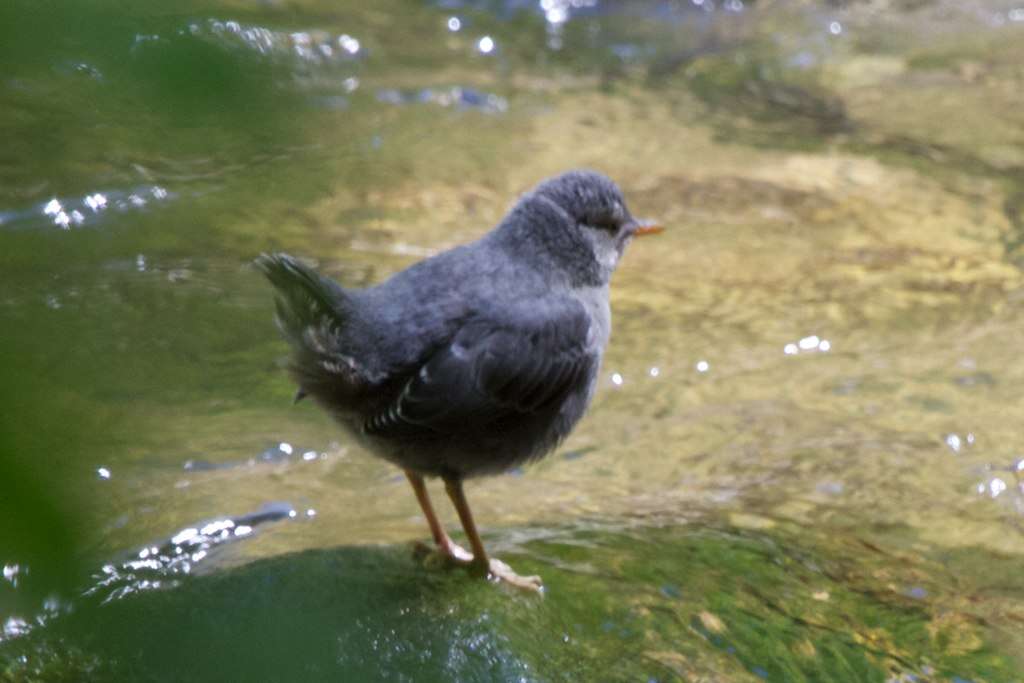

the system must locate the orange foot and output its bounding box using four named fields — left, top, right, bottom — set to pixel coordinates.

left=413, top=541, right=543, bottom=593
